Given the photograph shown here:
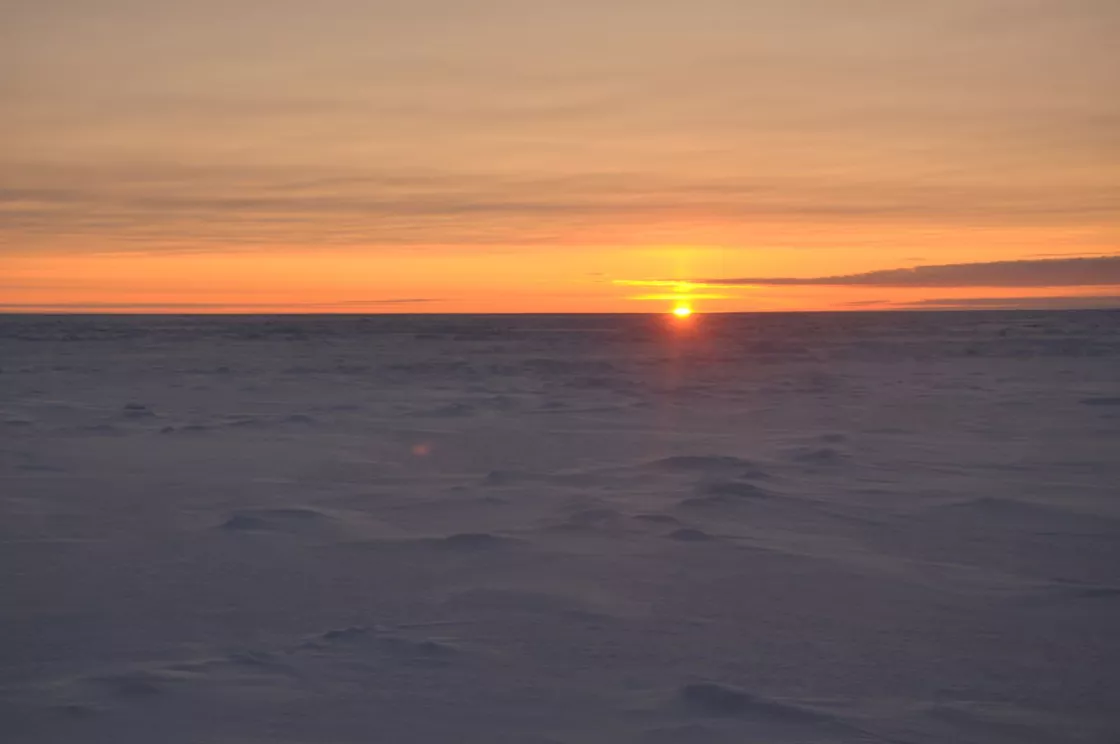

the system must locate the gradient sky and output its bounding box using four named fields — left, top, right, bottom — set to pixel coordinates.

left=2, top=0, right=1118, bottom=312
